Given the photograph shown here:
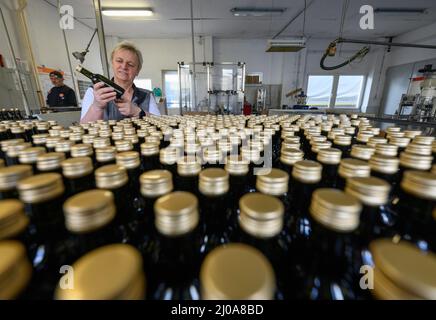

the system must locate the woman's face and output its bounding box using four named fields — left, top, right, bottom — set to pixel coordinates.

left=112, top=49, right=140, bottom=83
